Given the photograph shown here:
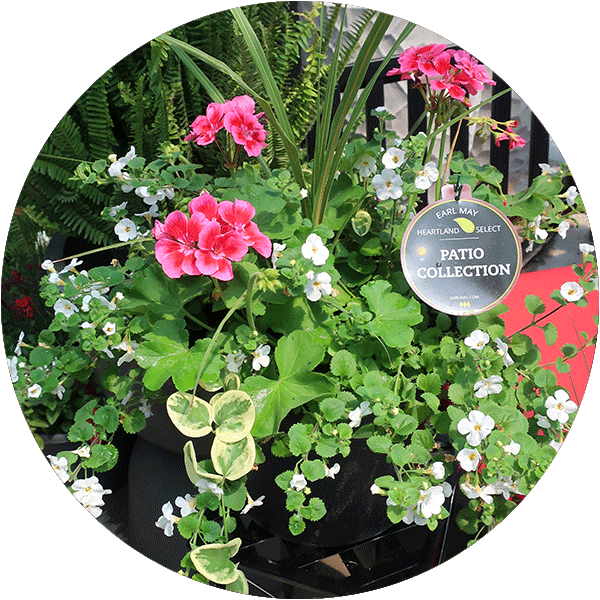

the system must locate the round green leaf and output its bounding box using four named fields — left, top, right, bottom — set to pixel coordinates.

left=211, top=434, right=256, bottom=481
left=211, top=390, right=255, bottom=443
left=190, top=538, right=242, bottom=585
left=166, top=392, right=213, bottom=438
